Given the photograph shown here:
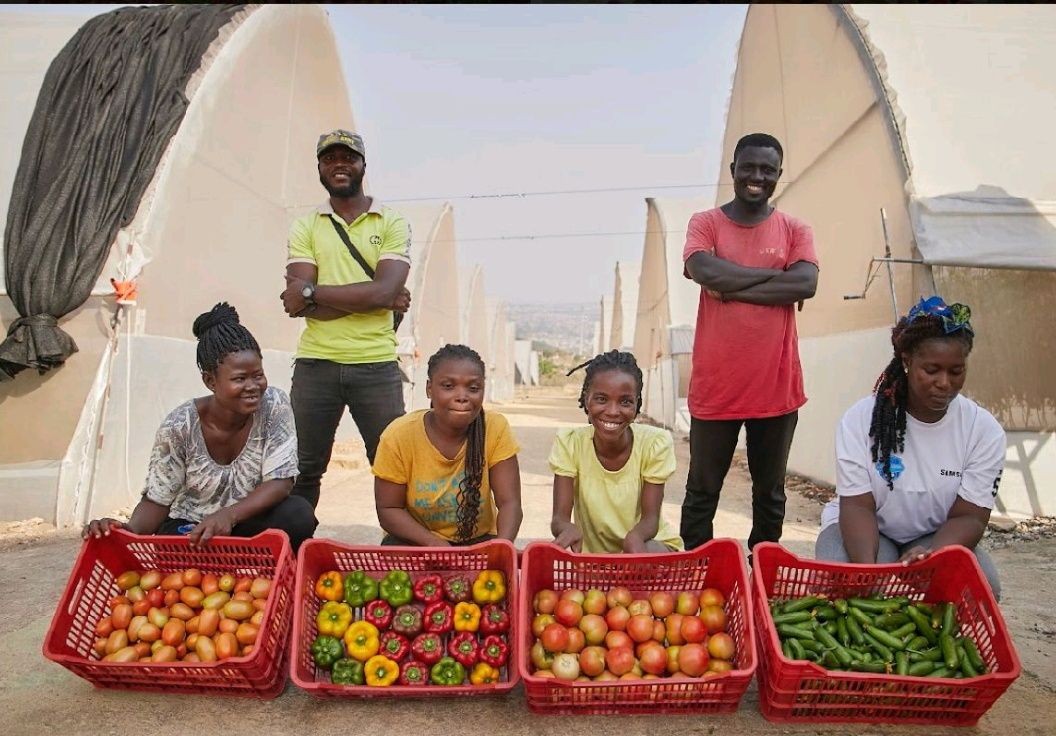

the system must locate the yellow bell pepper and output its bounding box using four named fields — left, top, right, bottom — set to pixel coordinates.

left=472, top=570, right=506, bottom=604
left=315, top=571, right=344, bottom=602
left=453, top=601, right=482, bottom=632
left=316, top=601, right=354, bottom=638
left=343, top=620, right=380, bottom=661
left=364, top=654, right=399, bottom=686
left=469, top=662, right=500, bottom=685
